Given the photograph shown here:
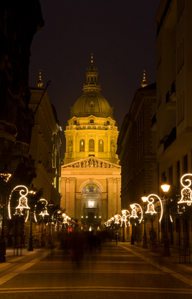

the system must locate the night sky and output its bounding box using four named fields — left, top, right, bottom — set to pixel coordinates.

left=29, top=0, right=161, bottom=150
